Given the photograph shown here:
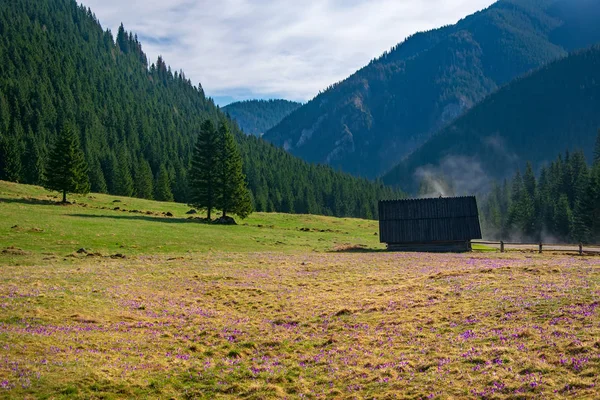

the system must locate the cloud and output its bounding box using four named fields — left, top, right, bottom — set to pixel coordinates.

left=79, top=0, right=495, bottom=105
